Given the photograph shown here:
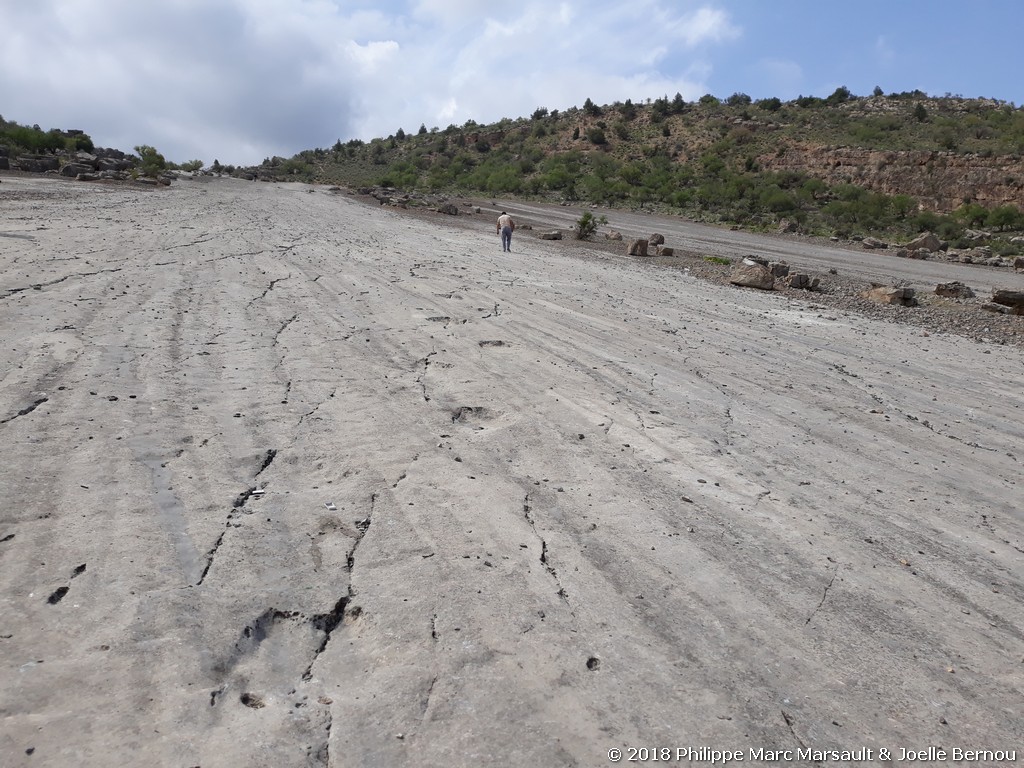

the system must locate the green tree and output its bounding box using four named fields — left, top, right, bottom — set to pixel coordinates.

left=587, top=127, right=607, bottom=145
left=827, top=86, right=852, bottom=105
left=583, top=98, right=602, bottom=116
left=726, top=92, right=751, bottom=106
left=134, top=145, right=167, bottom=177
left=756, top=97, right=782, bottom=112
left=913, top=103, right=928, bottom=122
